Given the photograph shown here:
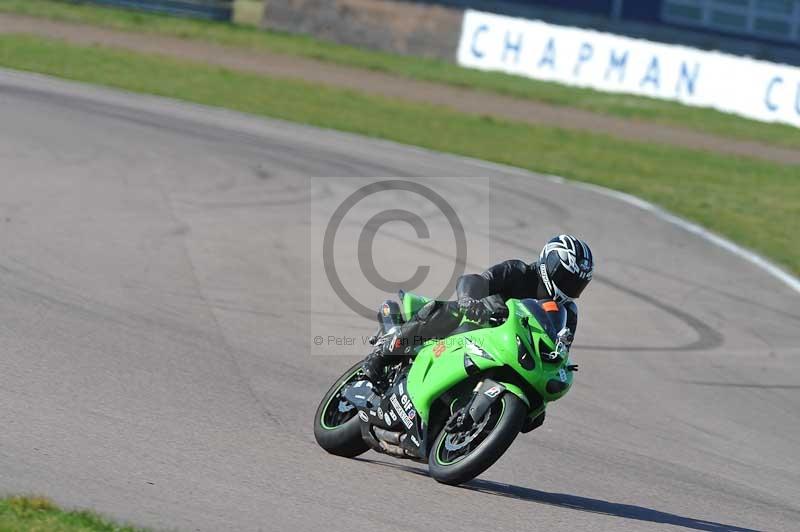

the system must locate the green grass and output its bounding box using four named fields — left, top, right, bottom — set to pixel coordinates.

left=2, top=0, right=800, bottom=150
left=0, top=496, right=145, bottom=531
left=0, top=34, right=797, bottom=274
